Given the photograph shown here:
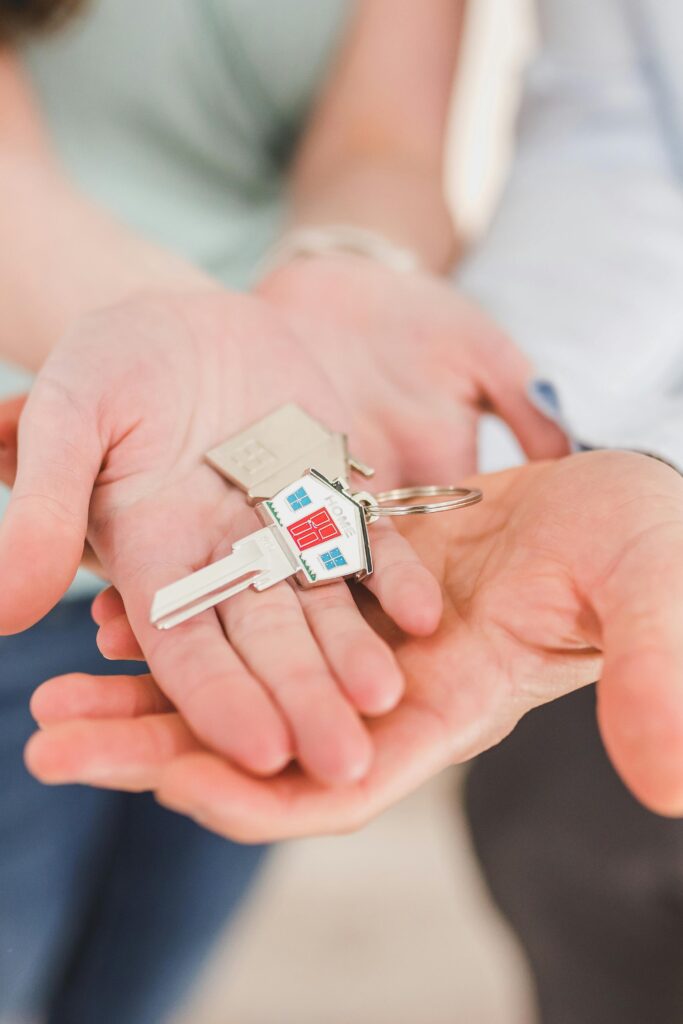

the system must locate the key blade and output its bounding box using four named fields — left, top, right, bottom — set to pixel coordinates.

left=151, top=567, right=262, bottom=630
left=150, top=528, right=294, bottom=630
